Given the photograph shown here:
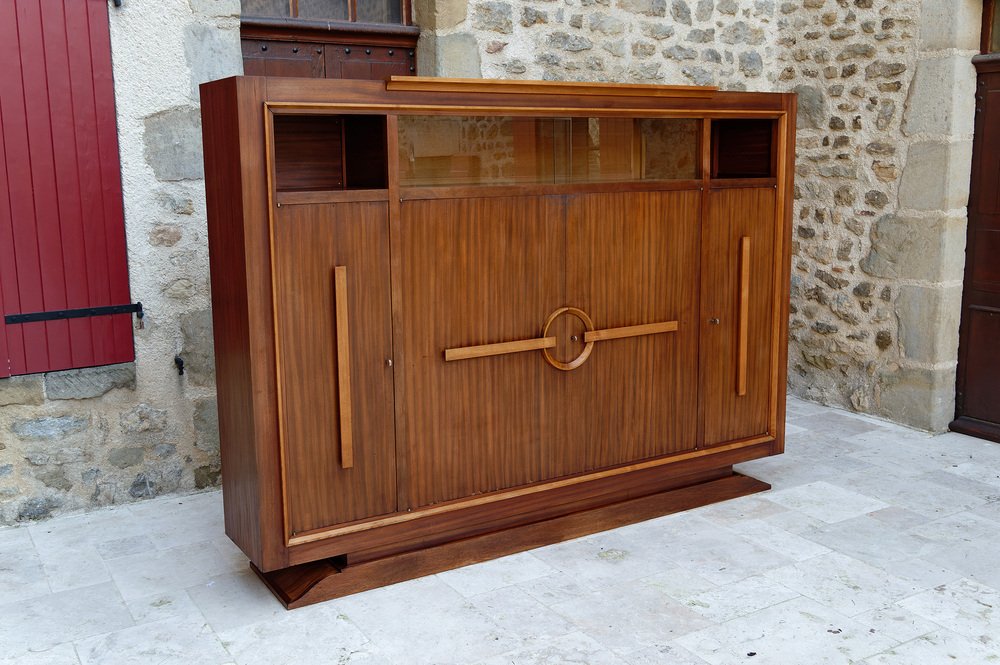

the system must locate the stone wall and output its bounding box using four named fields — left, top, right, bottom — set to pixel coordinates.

left=0, top=0, right=242, bottom=524
left=415, top=0, right=981, bottom=432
